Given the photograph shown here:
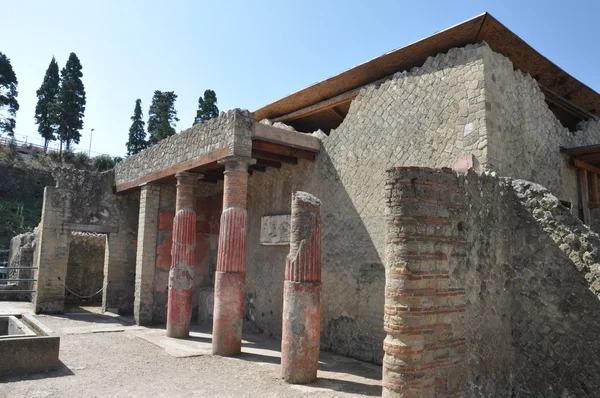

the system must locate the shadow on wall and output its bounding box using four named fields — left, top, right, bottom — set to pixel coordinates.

left=459, top=172, right=600, bottom=396
left=507, top=180, right=600, bottom=396
left=245, top=147, right=385, bottom=365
